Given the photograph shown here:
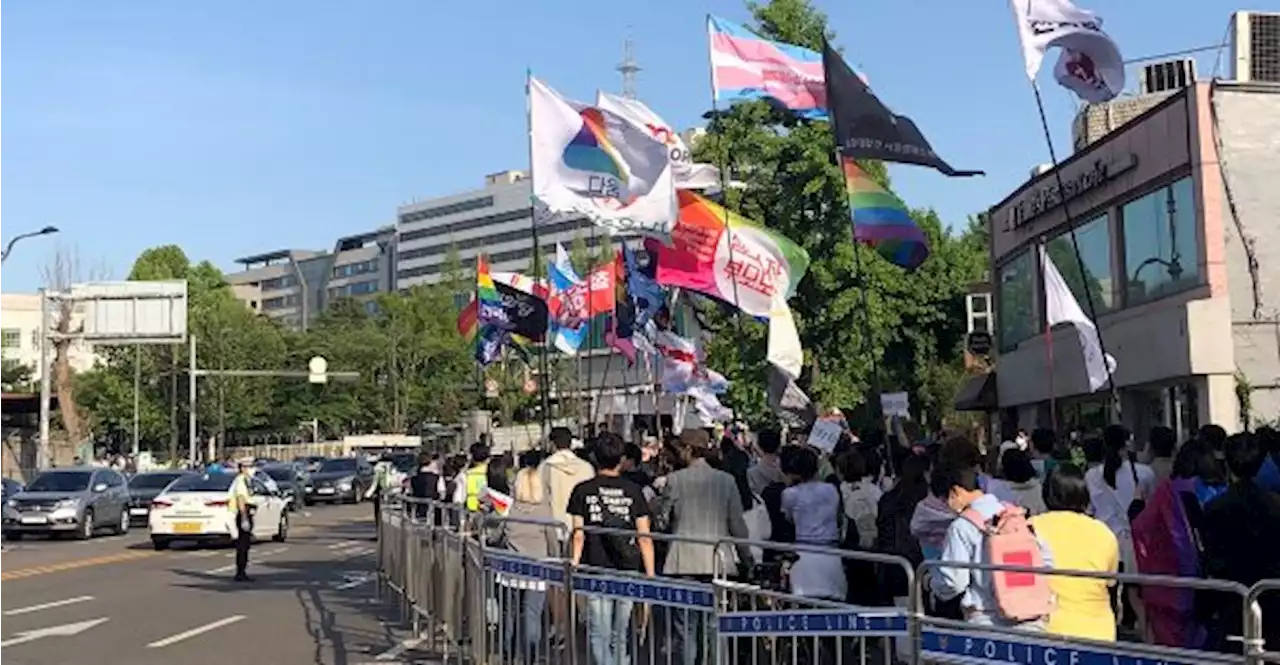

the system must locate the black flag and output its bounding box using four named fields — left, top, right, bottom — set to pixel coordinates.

left=482, top=282, right=550, bottom=343
left=822, top=40, right=983, bottom=177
